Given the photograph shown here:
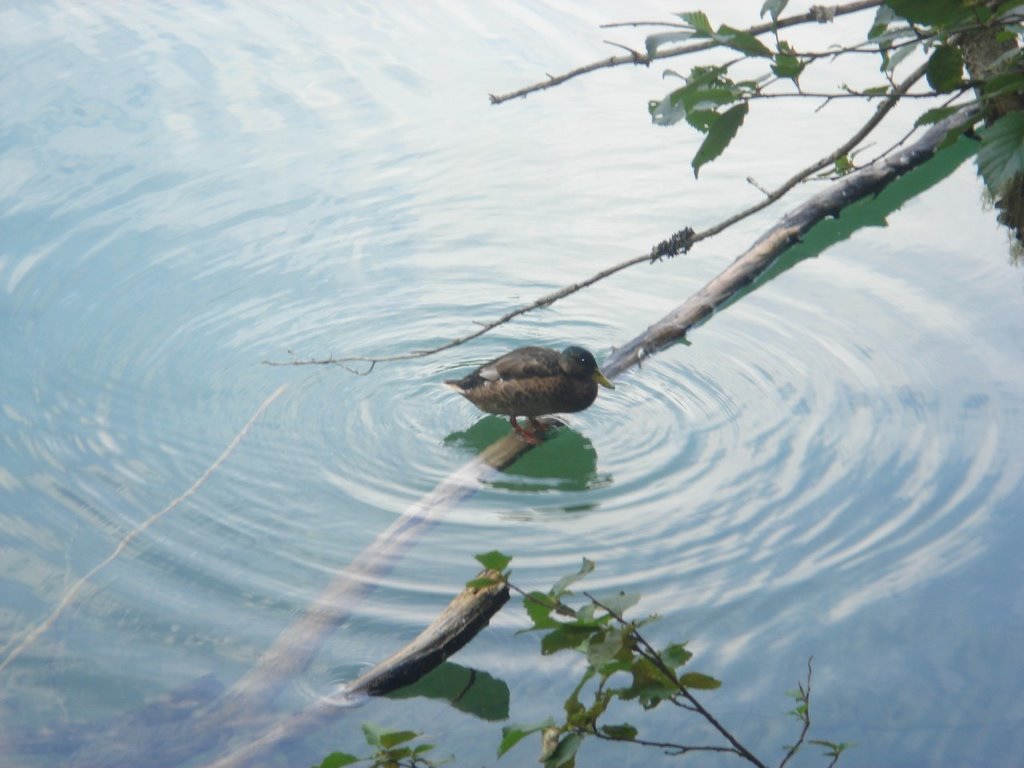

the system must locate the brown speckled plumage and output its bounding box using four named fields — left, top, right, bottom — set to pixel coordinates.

left=445, top=345, right=614, bottom=442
